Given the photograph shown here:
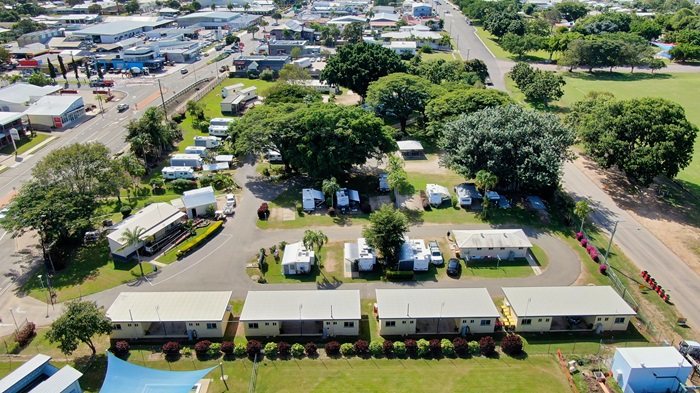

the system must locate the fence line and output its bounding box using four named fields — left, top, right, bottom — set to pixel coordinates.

left=558, top=349, right=581, bottom=393
left=248, top=353, right=259, bottom=393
